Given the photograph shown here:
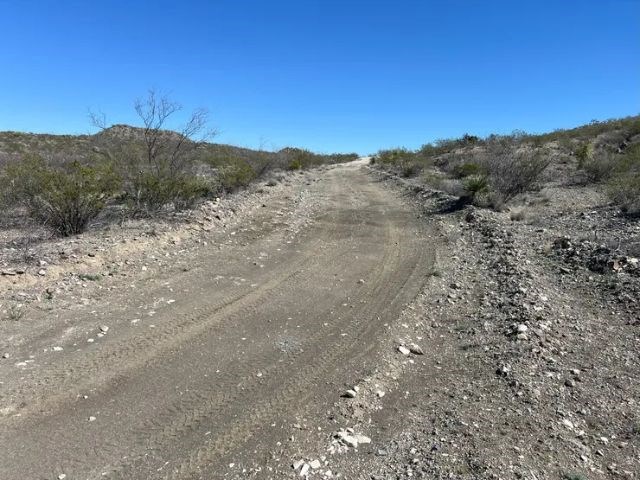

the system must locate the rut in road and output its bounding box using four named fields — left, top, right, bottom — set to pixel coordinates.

left=0, top=161, right=435, bottom=479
